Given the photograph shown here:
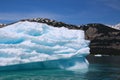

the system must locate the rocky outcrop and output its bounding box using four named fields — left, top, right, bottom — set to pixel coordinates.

left=20, top=18, right=80, bottom=29
left=80, top=23, right=120, bottom=55
left=0, top=24, right=6, bottom=28
left=0, top=18, right=120, bottom=55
